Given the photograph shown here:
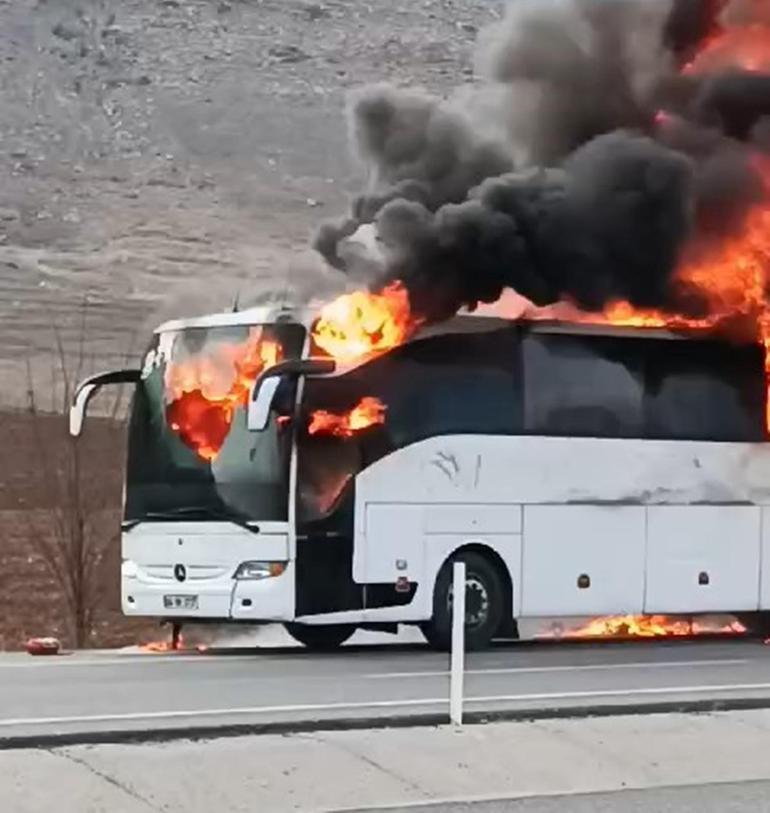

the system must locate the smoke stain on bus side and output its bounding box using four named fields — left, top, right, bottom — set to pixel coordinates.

left=430, top=451, right=461, bottom=483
